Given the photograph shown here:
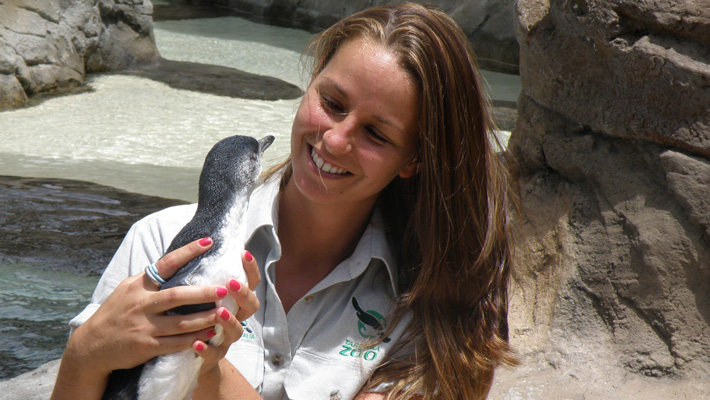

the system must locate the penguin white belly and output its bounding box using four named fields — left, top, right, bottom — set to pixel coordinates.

left=138, top=350, right=204, bottom=400
left=137, top=207, right=248, bottom=399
